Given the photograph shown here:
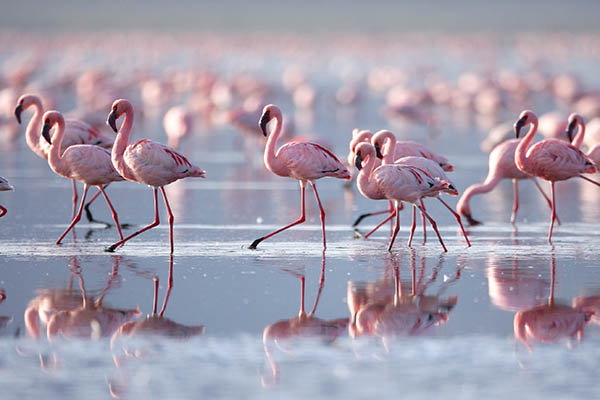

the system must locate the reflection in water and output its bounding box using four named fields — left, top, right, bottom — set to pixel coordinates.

left=348, top=251, right=459, bottom=351
left=0, top=288, right=11, bottom=331
left=513, top=253, right=593, bottom=350
left=262, top=252, right=348, bottom=386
